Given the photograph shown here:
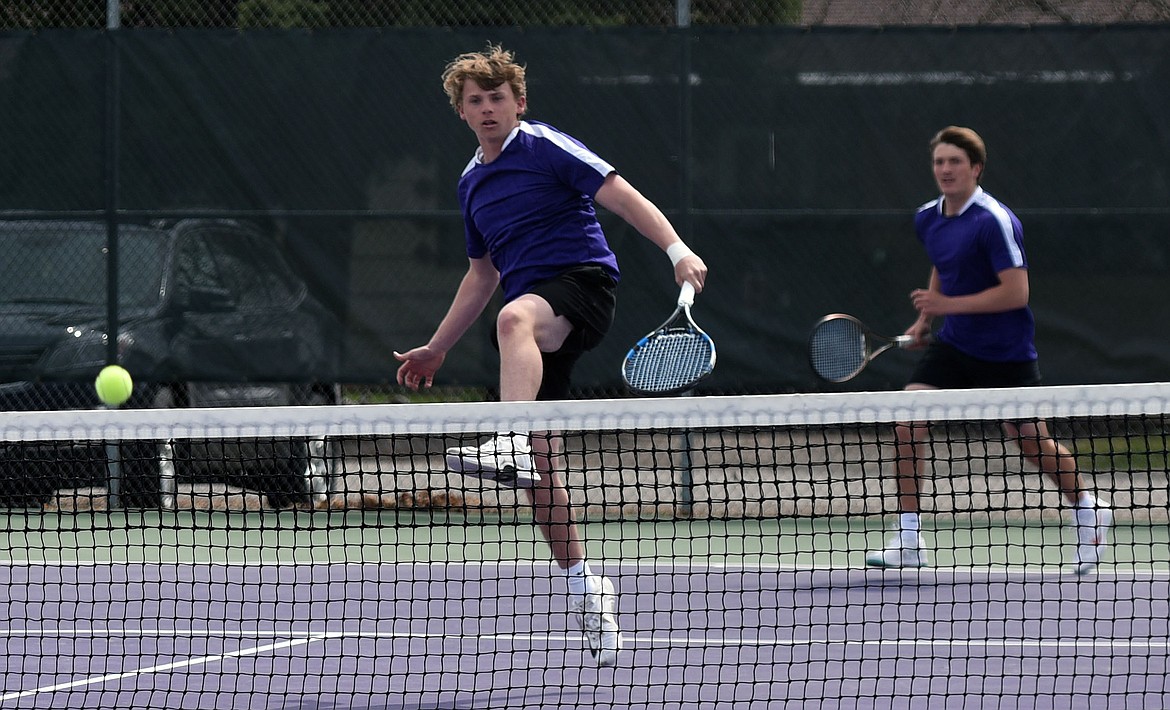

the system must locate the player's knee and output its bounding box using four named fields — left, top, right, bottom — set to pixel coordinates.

left=1005, top=421, right=1039, bottom=448
left=496, top=305, right=535, bottom=341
